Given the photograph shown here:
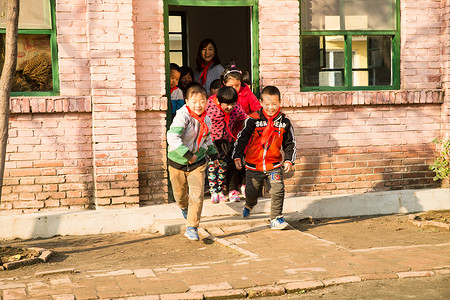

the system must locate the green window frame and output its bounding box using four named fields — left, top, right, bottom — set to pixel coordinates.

left=0, top=0, right=59, bottom=96
left=300, top=0, right=400, bottom=91
left=164, top=0, right=260, bottom=97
